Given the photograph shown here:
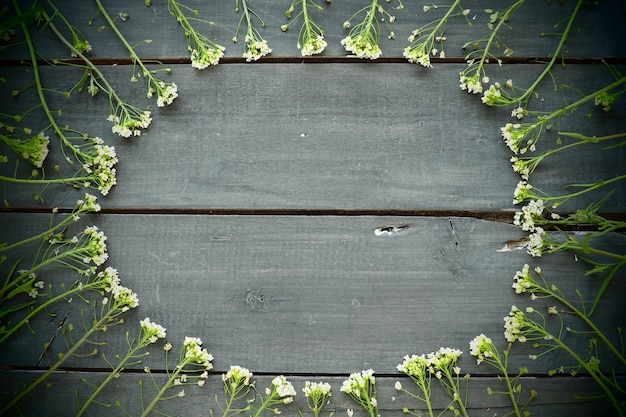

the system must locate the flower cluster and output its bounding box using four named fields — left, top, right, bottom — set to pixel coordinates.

left=468, top=333, right=495, bottom=365
left=341, top=0, right=400, bottom=60
left=191, top=45, right=225, bottom=69
left=108, top=107, right=152, bottom=138
left=500, top=122, right=541, bottom=154
left=503, top=305, right=528, bottom=343
left=459, top=72, right=484, bottom=94
left=218, top=365, right=254, bottom=417
left=0, top=131, right=50, bottom=168
left=282, top=0, right=328, bottom=56
left=341, top=34, right=381, bottom=60
left=243, top=36, right=272, bottom=62
left=168, top=0, right=226, bottom=69
left=12, top=270, right=44, bottom=299
left=404, top=1, right=469, bottom=67
left=76, top=317, right=167, bottom=416
left=269, top=375, right=297, bottom=404
left=102, top=266, right=139, bottom=313
left=139, top=317, right=167, bottom=344
left=83, top=142, right=118, bottom=196
left=513, top=199, right=545, bottom=232
left=223, top=364, right=254, bottom=387
left=397, top=348, right=463, bottom=383
left=148, top=81, right=179, bottom=107
left=182, top=336, right=214, bottom=370
left=512, top=264, right=539, bottom=296
left=340, top=369, right=378, bottom=416
left=302, top=381, right=332, bottom=416
left=403, top=39, right=432, bottom=66
left=234, top=0, right=273, bottom=62
left=396, top=347, right=467, bottom=417
left=76, top=192, right=102, bottom=213
left=81, top=225, right=109, bottom=266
